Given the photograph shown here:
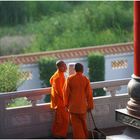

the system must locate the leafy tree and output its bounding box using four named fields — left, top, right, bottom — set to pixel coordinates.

left=38, top=57, right=57, bottom=87
left=0, top=62, right=31, bottom=107
left=0, top=1, right=133, bottom=55
left=38, top=57, right=57, bottom=103
left=88, top=53, right=105, bottom=97
left=0, top=62, right=23, bottom=92
left=25, top=1, right=133, bottom=53
left=0, top=1, right=80, bottom=25
left=0, top=1, right=27, bottom=25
